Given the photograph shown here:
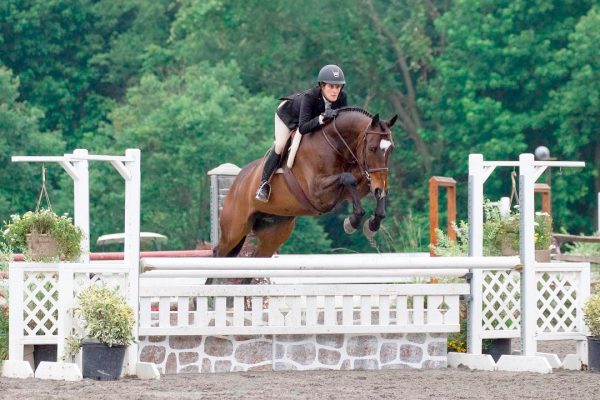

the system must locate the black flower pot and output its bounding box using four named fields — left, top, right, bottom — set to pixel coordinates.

left=483, top=338, right=512, bottom=363
left=82, top=342, right=126, bottom=381
left=33, top=344, right=57, bottom=371
left=588, top=337, right=600, bottom=373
